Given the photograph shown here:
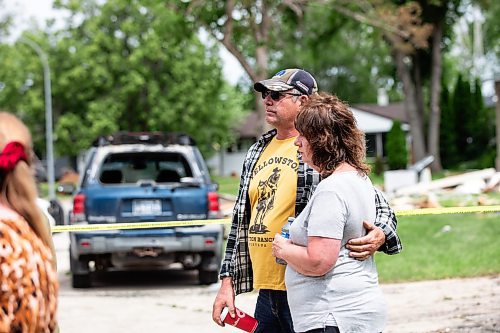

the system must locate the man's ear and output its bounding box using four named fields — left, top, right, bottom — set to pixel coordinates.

left=298, top=95, right=309, bottom=104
